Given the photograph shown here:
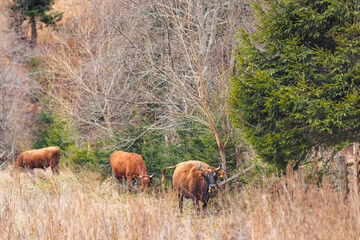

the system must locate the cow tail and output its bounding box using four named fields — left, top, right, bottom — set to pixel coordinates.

left=161, top=165, right=177, bottom=188
left=14, top=155, right=22, bottom=168
left=55, top=148, right=61, bottom=164
left=52, top=147, right=61, bottom=174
